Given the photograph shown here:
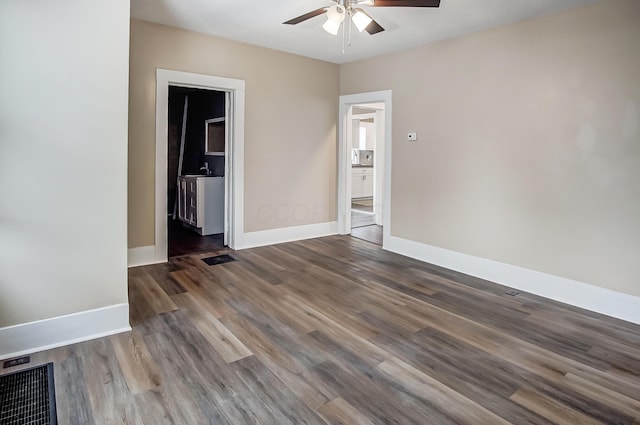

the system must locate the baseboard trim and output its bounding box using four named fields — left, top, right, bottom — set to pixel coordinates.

left=128, top=222, right=339, bottom=267
left=236, top=221, right=338, bottom=250
left=384, top=235, right=640, bottom=325
left=0, top=303, right=131, bottom=360
left=128, top=245, right=164, bottom=268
